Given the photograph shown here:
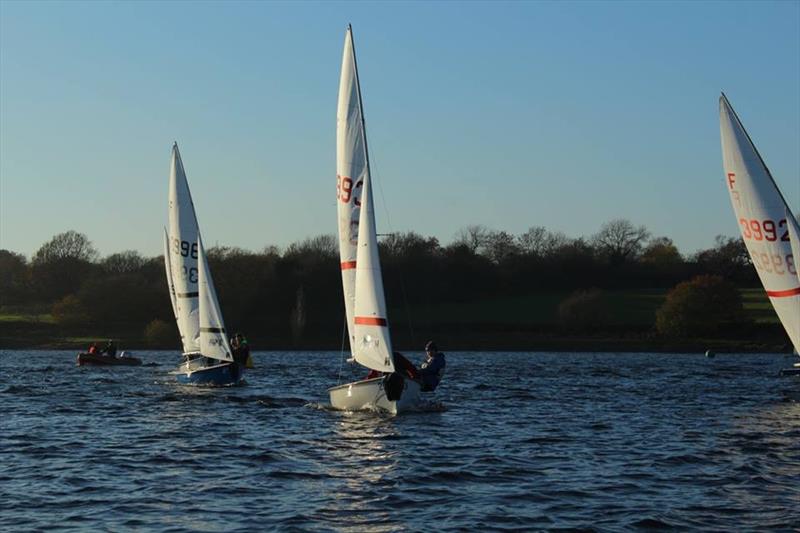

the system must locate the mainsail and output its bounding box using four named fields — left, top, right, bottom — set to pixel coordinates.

left=197, top=236, right=233, bottom=362
left=336, top=25, right=368, bottom=356
left=719, top=94, right=800, bottom=353
left=167, top=143, right=201, bottom=354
